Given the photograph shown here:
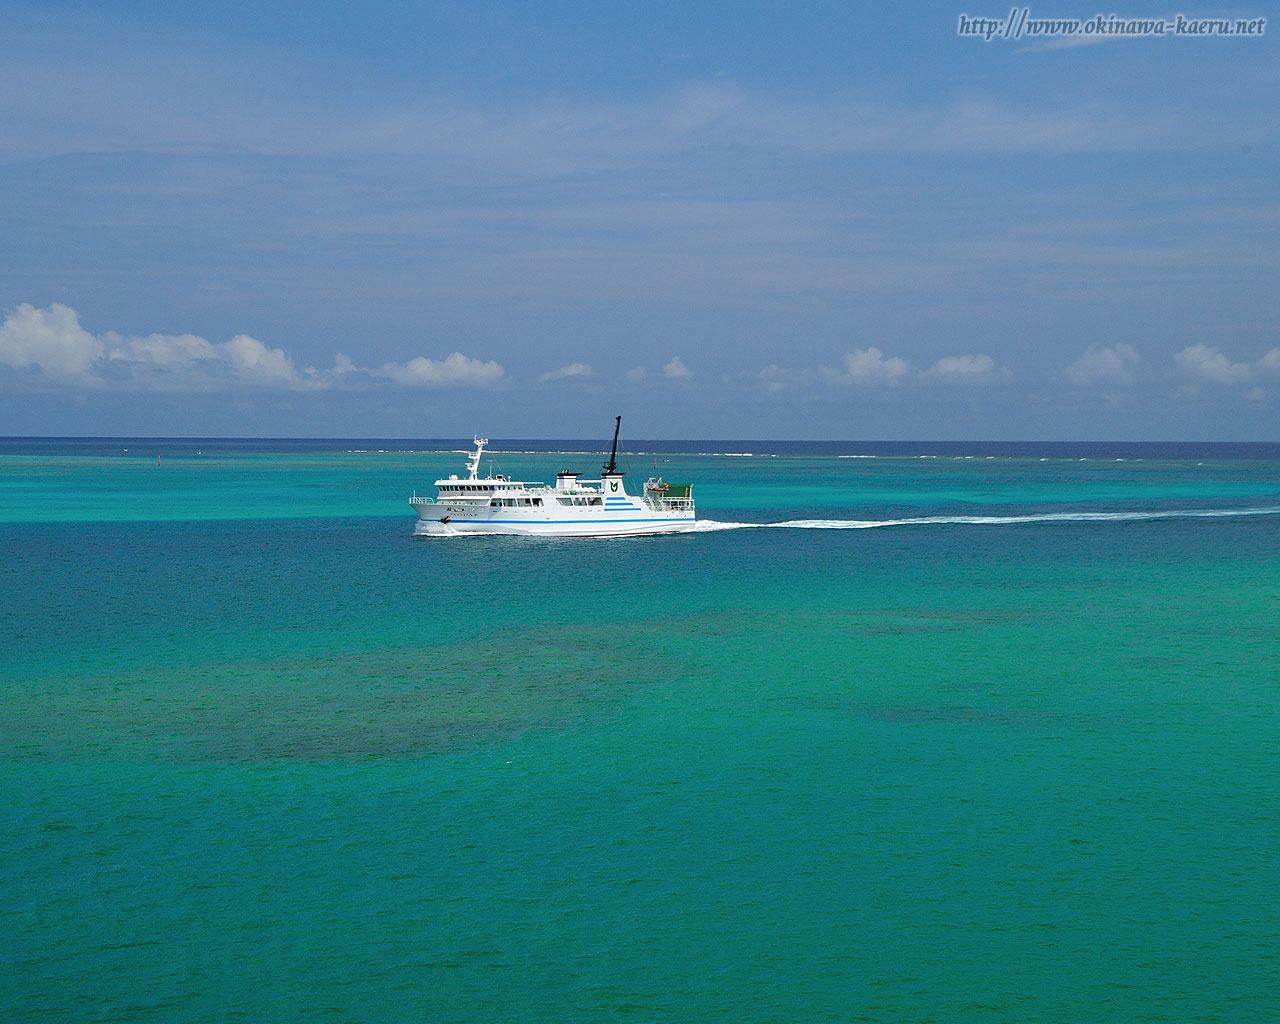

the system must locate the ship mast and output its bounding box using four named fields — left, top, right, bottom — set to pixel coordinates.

left=466, top=437, right=487, bottom=480
left=602, top=415, right=623, bottom=475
